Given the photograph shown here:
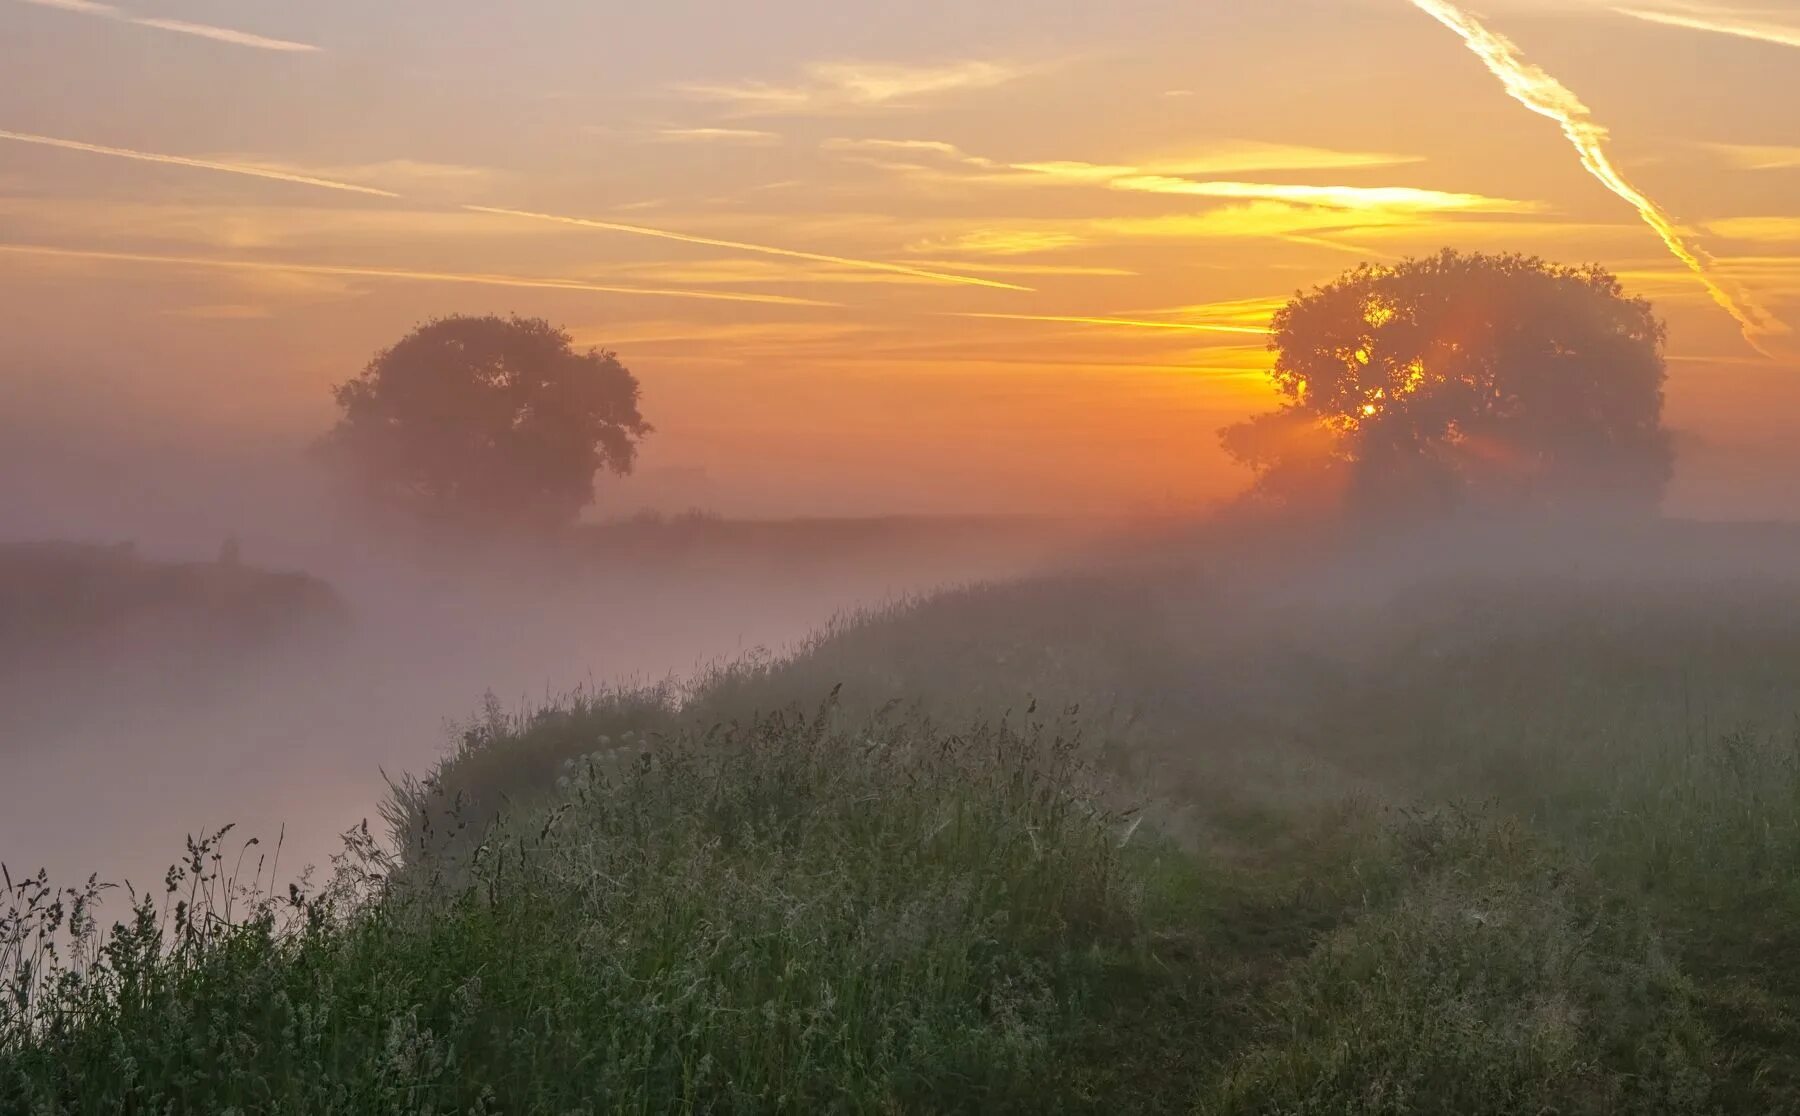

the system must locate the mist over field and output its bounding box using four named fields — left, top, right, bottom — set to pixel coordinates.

left=8, top=0, right=1800, bottom=1108
left=0, top=435, right=1092, bottom=889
